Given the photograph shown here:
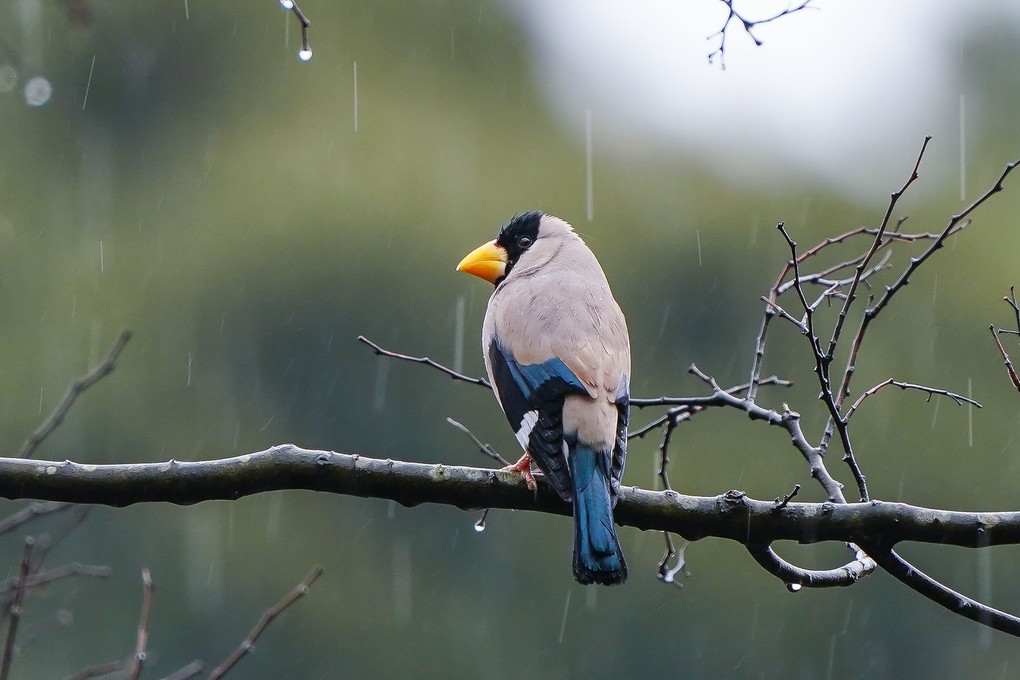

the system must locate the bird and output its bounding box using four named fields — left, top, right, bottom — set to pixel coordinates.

left=456, top=211, right=631, bottom=585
